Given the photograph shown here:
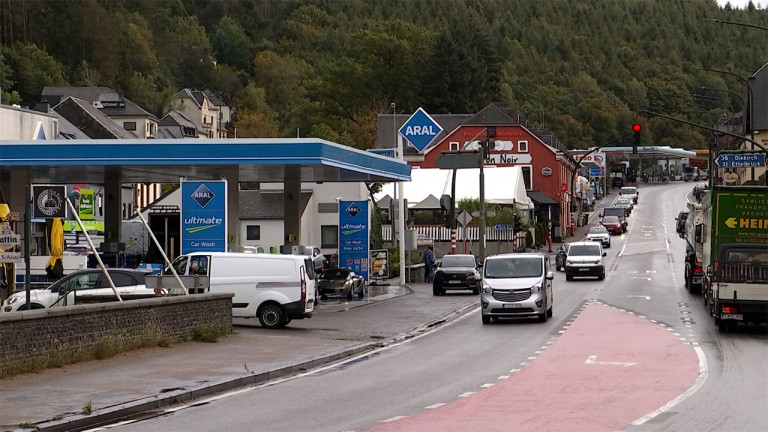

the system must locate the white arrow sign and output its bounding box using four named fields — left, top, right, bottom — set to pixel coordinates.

left=585, top=355, right=637, bottom=367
